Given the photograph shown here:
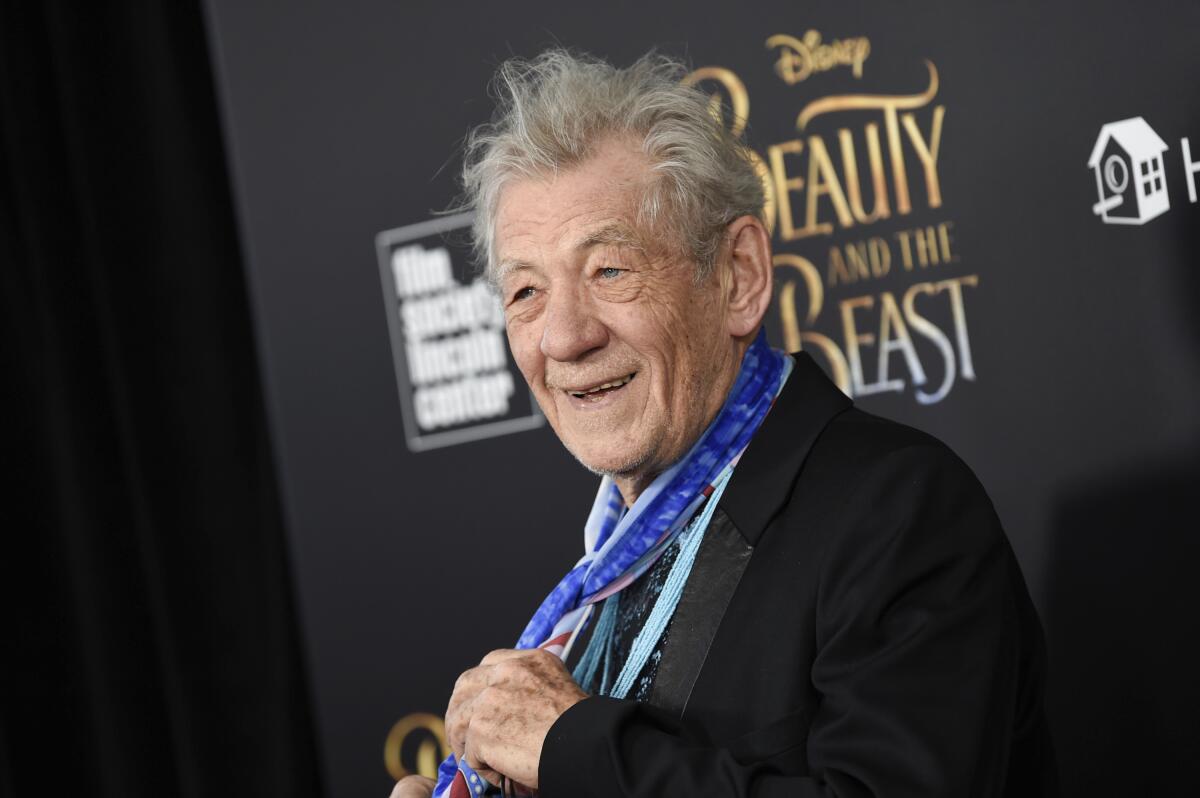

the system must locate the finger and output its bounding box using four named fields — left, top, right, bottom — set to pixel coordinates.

left=460, top=688, right=503, bottom=768
left=460, top=739, right=502, bottom=786
left=465, top=763, right=503, bottom=791
left=461, top=729, right=495, bottom=772
left=446, top=685, right=481, bottom=757
left=475, top=768, right=503, bottom=789
left=485, top=648, right=569, bottom=688
left=451, top=665, right=491, bottom=701
left=446, top=664, right=497, bottom=745
left=446, top=691, right=478, bottom=758
left=448, top=662, right=494, bottom=758
left=447, top=667, right=489, bottom=722
left=479, top=648, right=531, bottom=665
left=389, top=775, right=435, bottom=798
